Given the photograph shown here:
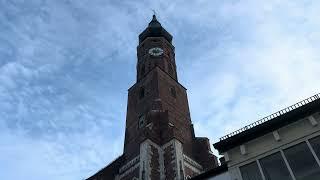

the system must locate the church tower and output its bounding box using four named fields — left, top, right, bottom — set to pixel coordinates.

left=87, top=15, right=217, bottom=180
